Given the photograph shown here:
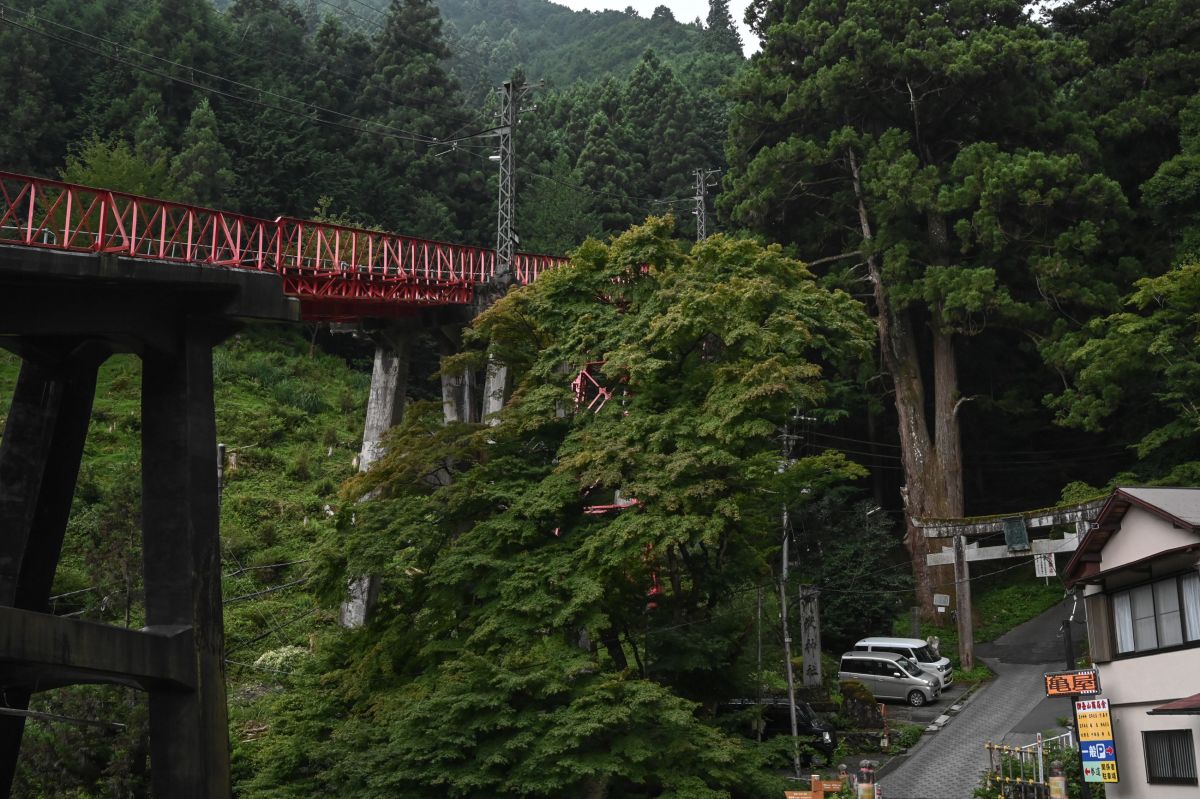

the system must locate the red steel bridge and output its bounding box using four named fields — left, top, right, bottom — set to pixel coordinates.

left=0, top=171, right=567, bottom=321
